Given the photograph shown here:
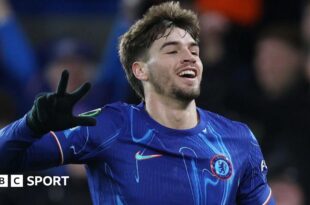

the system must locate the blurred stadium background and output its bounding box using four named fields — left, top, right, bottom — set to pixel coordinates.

left=0, top=0, right=309, bottom=204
